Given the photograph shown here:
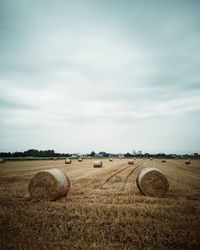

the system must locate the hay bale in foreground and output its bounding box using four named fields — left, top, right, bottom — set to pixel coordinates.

left=137, top=167, right=169, bottom=197
left=185, top=161, right=191, bottom=165
left=93, top=160, right=102, bottom=168
left=128, top=160, right=134, bottom=165
left=0, top=158, right=6, bottom=163
left=65, top=158, right=71, bottom=164
left=28, top=168, right=70, bottom=201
